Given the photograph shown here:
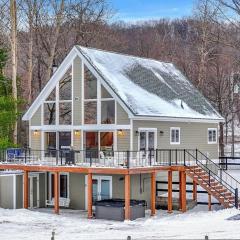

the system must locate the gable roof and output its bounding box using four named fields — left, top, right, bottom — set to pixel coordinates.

left=76, top=46, right=223, bottom=121
left=23, top=45, right=223, bottom=122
